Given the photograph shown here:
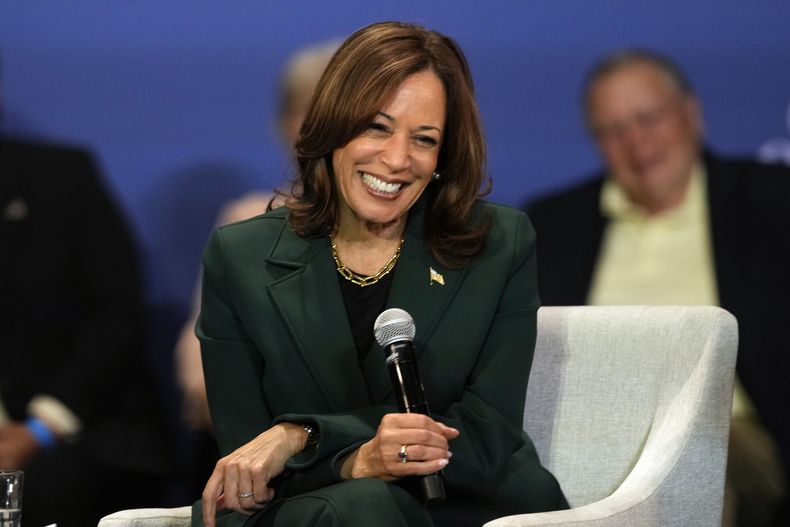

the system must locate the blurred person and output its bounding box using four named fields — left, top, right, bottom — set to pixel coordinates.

left=0, top=134, right=170, bottom=524
left=195, top=21, right=567, bottom=527
left=524, top=49, right=790, bottom=526
left=275, top=39, right=343, bottom=154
